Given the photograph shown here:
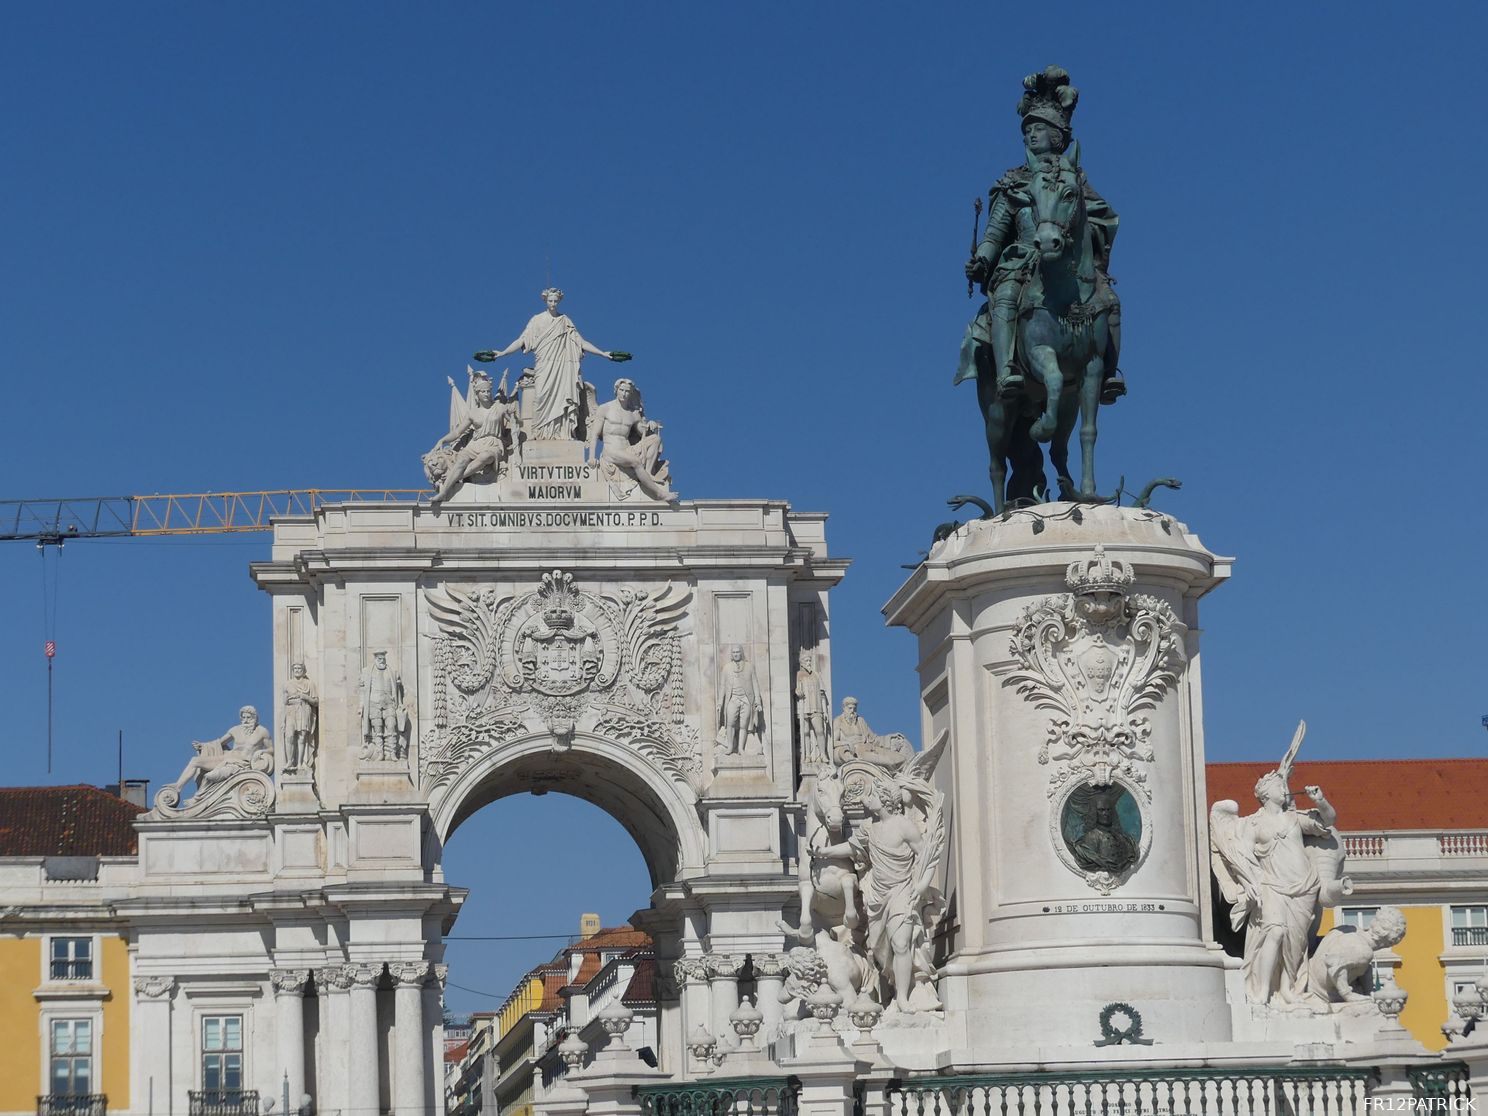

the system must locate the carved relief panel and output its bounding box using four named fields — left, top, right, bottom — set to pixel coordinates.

left=419, top=569, right=702, bottom=795
left=1005, top=545, right=1185, bottom=892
